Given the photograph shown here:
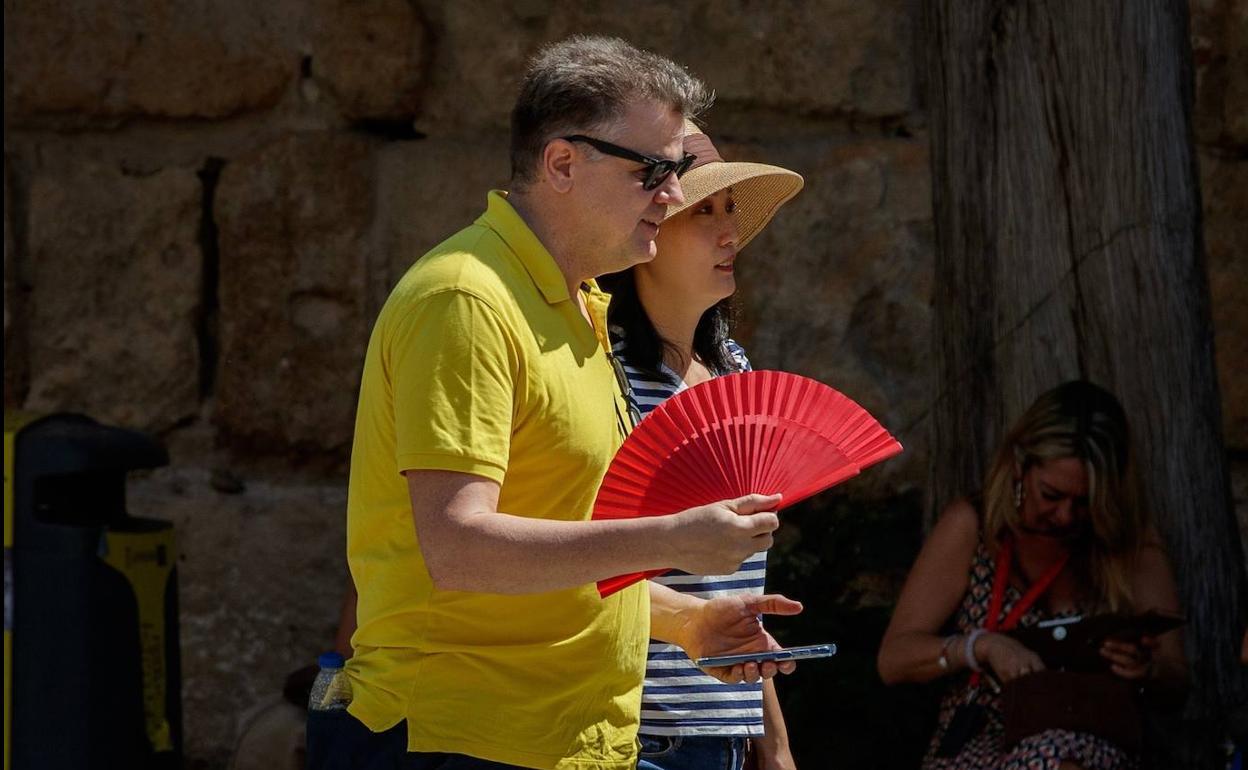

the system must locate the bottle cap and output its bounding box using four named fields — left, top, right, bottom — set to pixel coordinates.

left=318, top=651, right=345, bottom=669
